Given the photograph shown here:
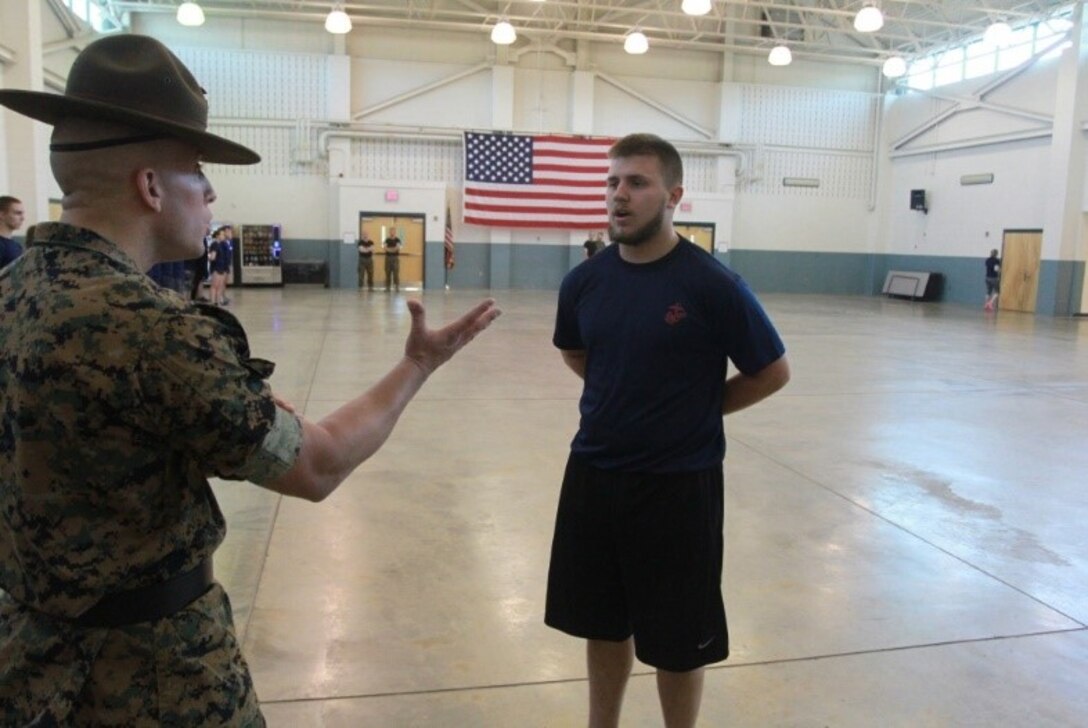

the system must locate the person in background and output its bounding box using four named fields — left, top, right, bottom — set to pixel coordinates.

left=984, top=248, right=1001, bottom=311
left=547, top=133, right=790, bottom=728
left=0, top=34, right=501, bottom=726
left=208, top=225, right=233, bottom=305
left=583, top=230, right=605, bottom=259
left=358, top=230, right=375, bottom=290
left=384, top=226, right=403, bottom=291
left=0, top=195, right=26, bottom=268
